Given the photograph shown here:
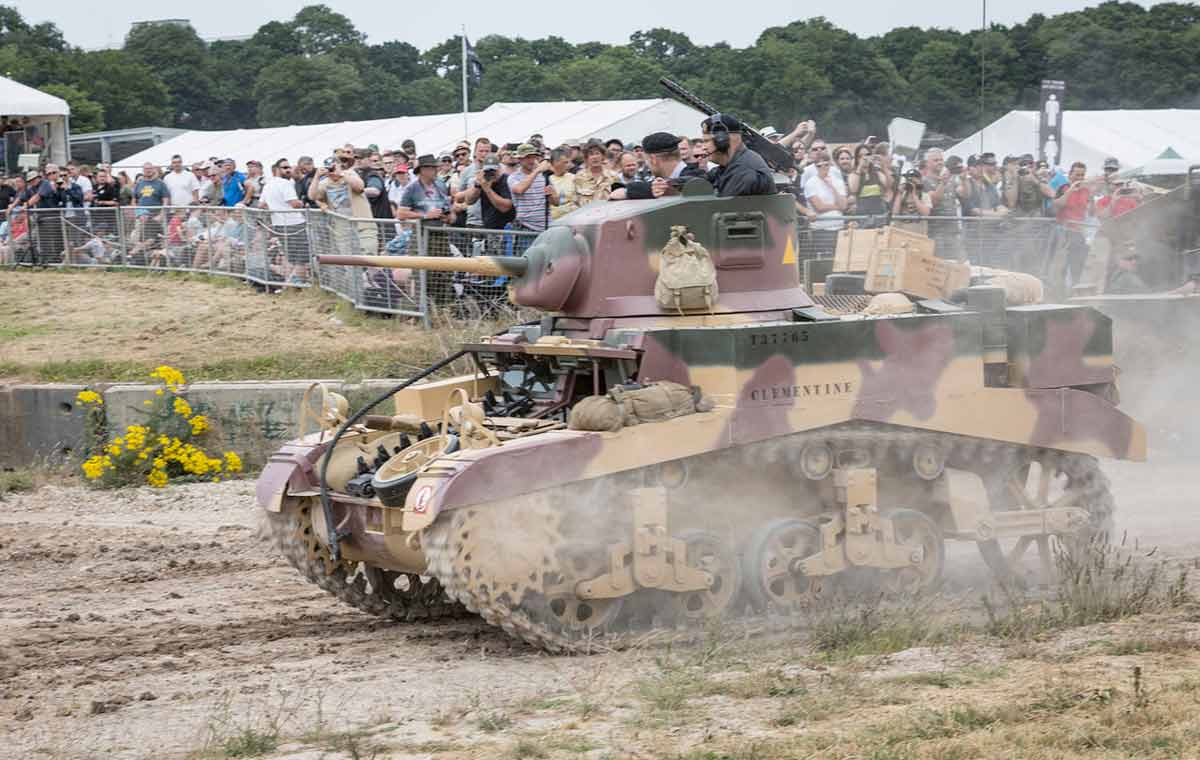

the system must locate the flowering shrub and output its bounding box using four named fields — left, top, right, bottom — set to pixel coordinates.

left=77, top=365, right=243, bottom=488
